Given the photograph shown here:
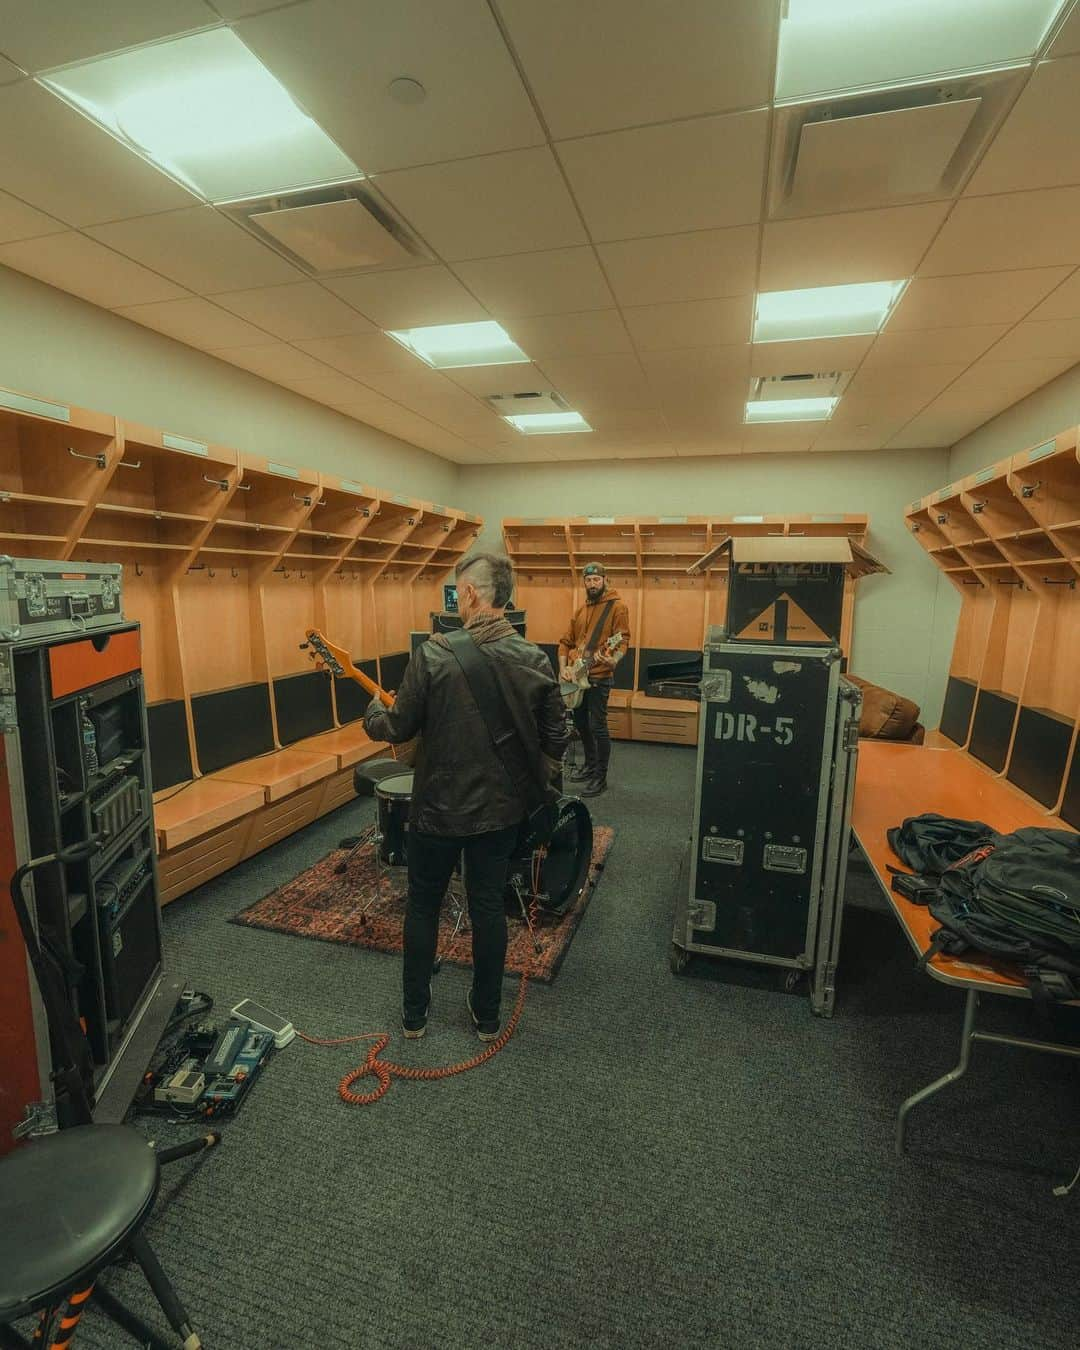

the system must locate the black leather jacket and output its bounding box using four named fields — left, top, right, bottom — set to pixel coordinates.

left=363, top=618, right=568, bottom=837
